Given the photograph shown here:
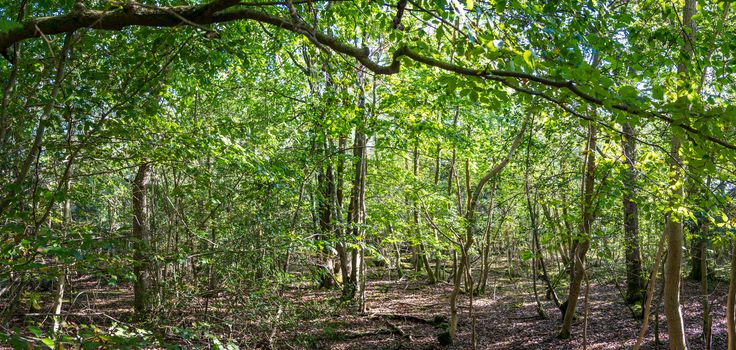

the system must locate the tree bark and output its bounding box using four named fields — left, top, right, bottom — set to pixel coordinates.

left=317, top=157, right=337, bottom=288
left=478, top=182, right=498, bottom=294
left=558, top=121, right=596, bottom=339
left=727, top=241, right=736, bottom=350
left=52, top=110, right=75, bottom=334
left=701, top=234, right=711, bottom=350
left=633, top=227, right=668, bottom=350
left=622, top=122, right=644, bottom=304
left=663, top=0, right=696, bottom=347
left=133, top=162, right=153, bottom=319
left=344, top=126, right=367, bottom=300
left=413, top=140, right=435, bottom=284
left=0, top=0, right=27, bottom=152
left=688, top=216, right=706, bottom=281
left=524, top=119, right=547, bottom=318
